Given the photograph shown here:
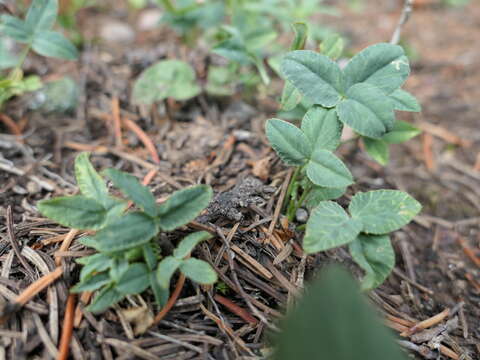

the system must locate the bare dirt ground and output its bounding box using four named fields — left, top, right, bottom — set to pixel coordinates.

left=0, top=0, right=479, bottom=359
